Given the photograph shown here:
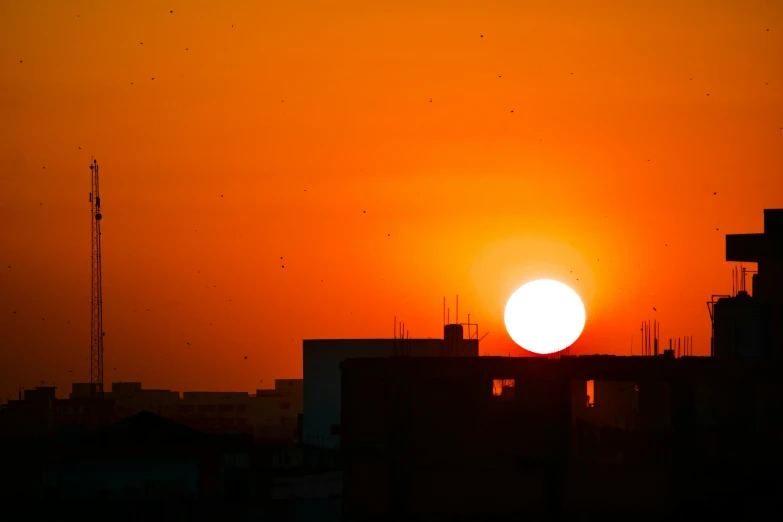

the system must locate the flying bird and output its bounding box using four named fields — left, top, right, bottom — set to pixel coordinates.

left=244, top=356, right=247, bottom=359
left=281, top=265, right=284, bottom=268
left=480, top=34, right=483, bottom=38
left=151, top=77, right=155, bottom=80
left=220, top=194, right=223, bottom=197
left=186, top=342, right=190, bottom=345
left=713, top=192, right=717, bottom=195
left=653, top=307, right=657, bottom=312
left=170, top=10, right=173, bottom=14
left=706, top=93, right=709, bottom=96
left=185, top=47, right=188, bottom=50
left=78, top=147, right=81, bottom=149
left=19, top=60, right=22, bottom=63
